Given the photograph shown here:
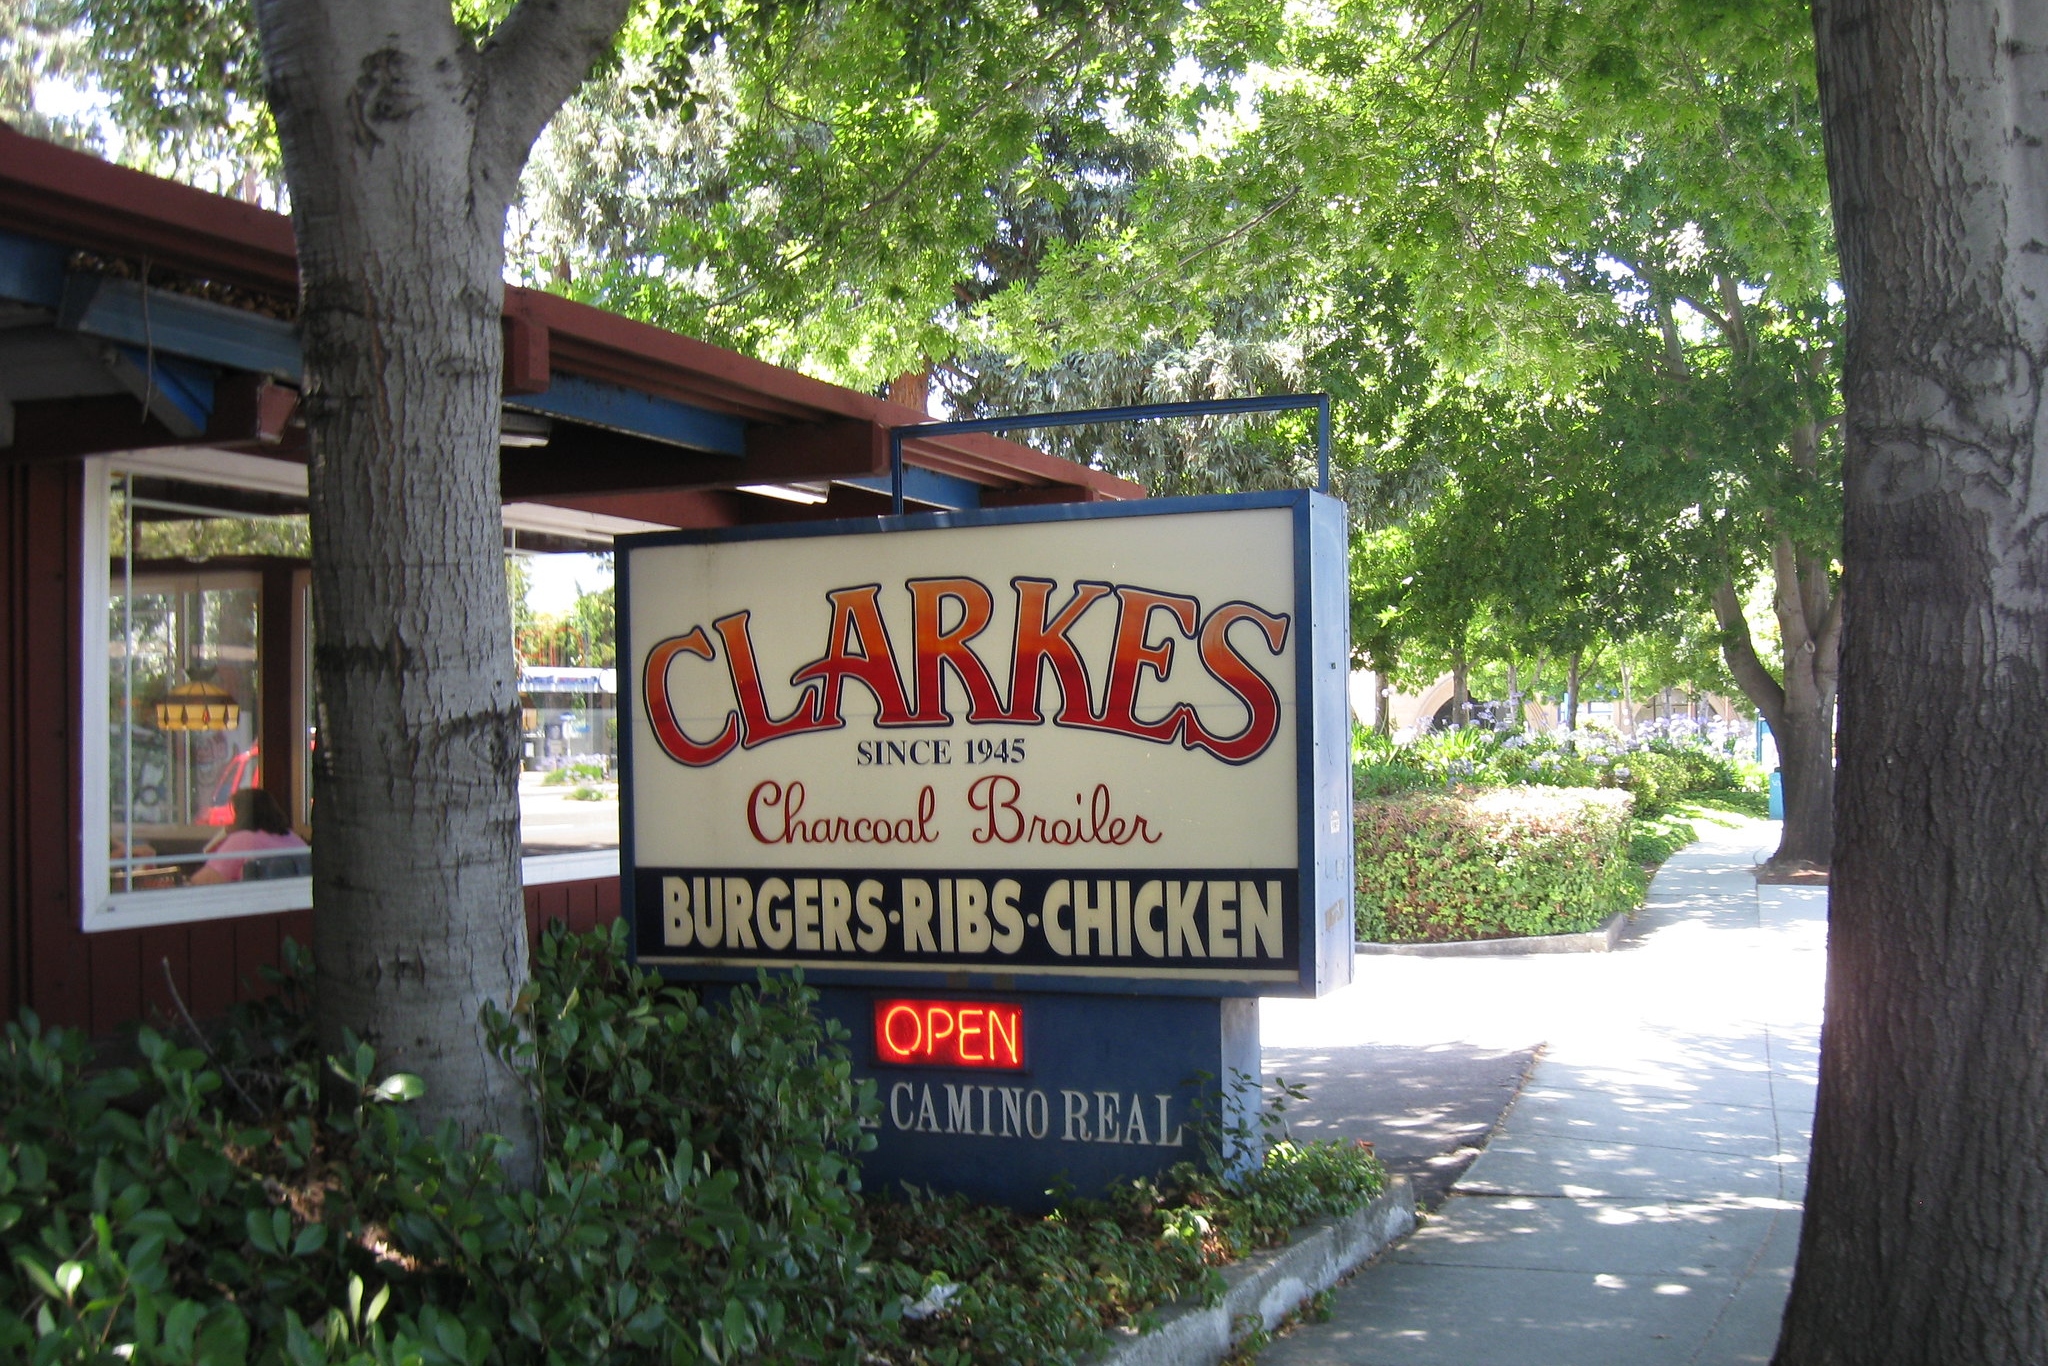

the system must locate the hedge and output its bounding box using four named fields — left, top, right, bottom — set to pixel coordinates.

left=1354, top=786, right=1638, bottom=943
left=2, top=926, right=1383, bottom=1366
